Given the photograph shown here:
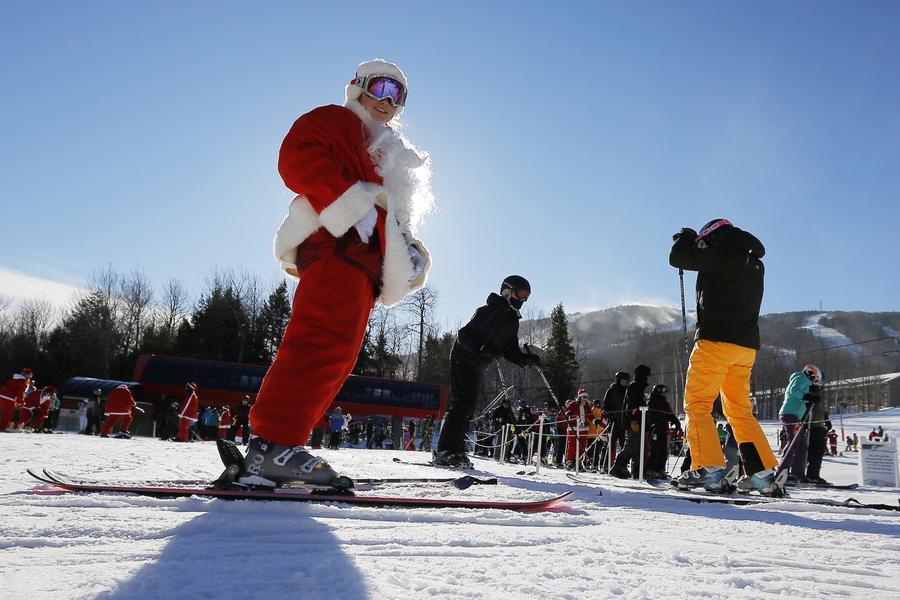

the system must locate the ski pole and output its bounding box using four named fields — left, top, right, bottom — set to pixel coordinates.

left=678, top=268, right=689, bottom=415
left=534, top=414, right=544, bottom=475
left=531, top=365, right=564, bottom=412
left=638, top=406, right=648, bottom=480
